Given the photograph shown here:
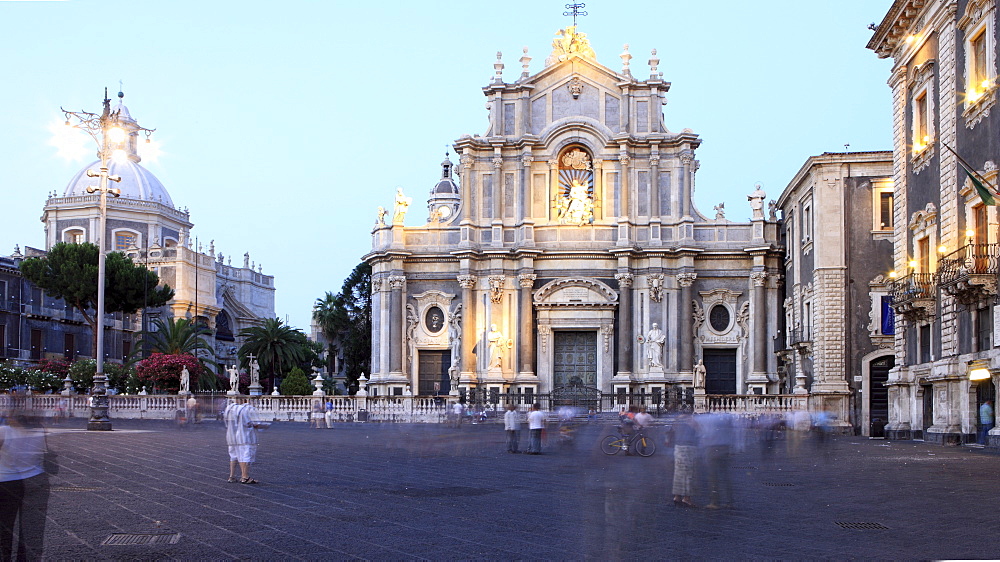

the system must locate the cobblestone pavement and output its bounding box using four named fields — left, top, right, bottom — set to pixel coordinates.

left=17, top=417, right=1000, bottom=560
